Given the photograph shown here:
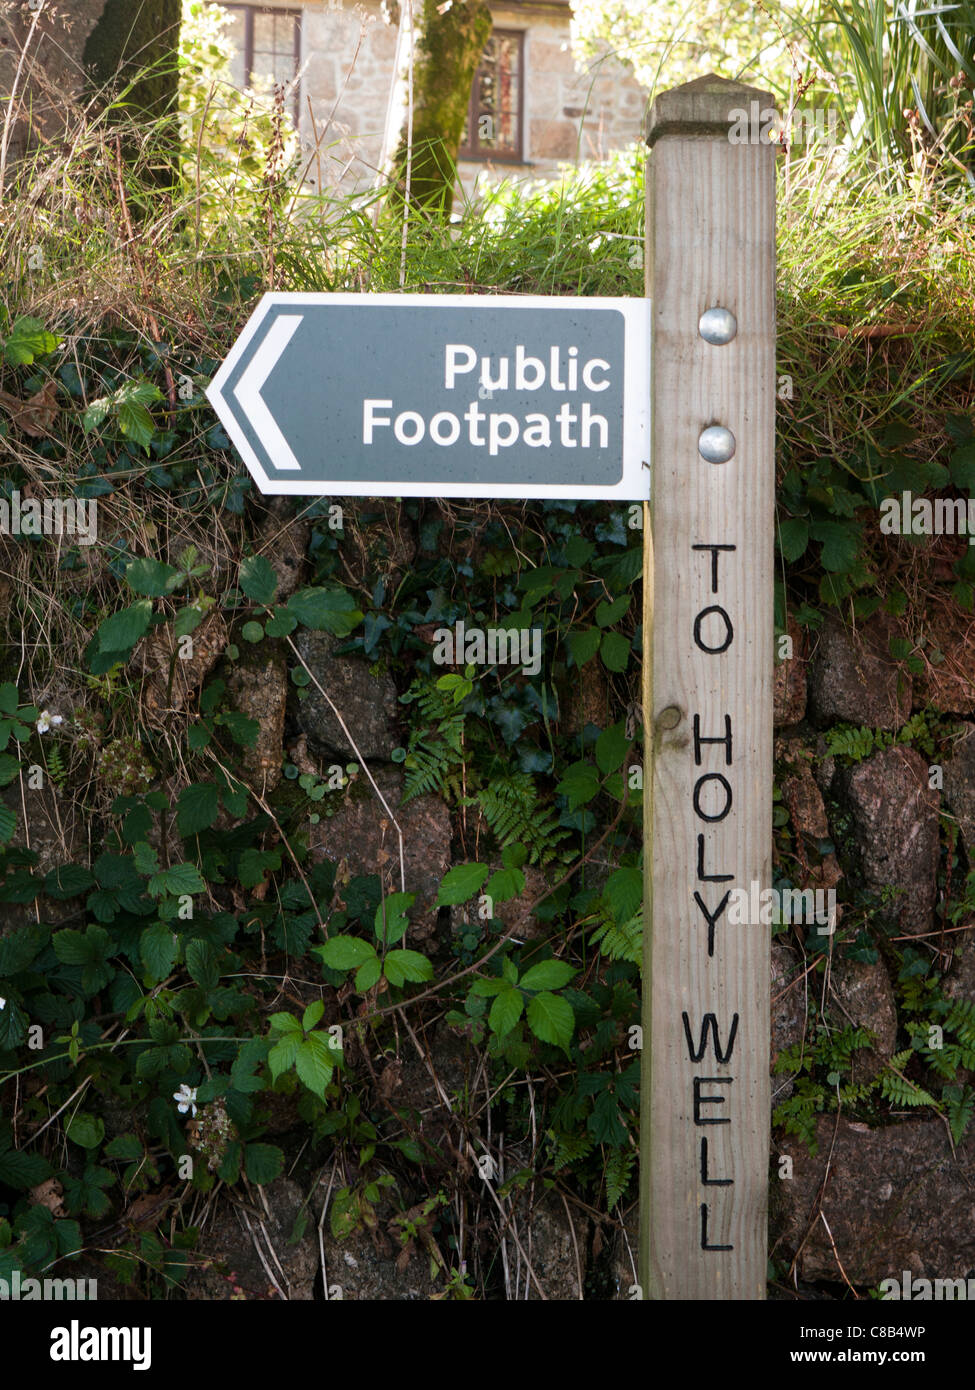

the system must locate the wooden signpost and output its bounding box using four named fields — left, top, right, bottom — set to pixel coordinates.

left=641, top=76, right=776, bottom=1300
left=208, top=74, right=776, bottom=1301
